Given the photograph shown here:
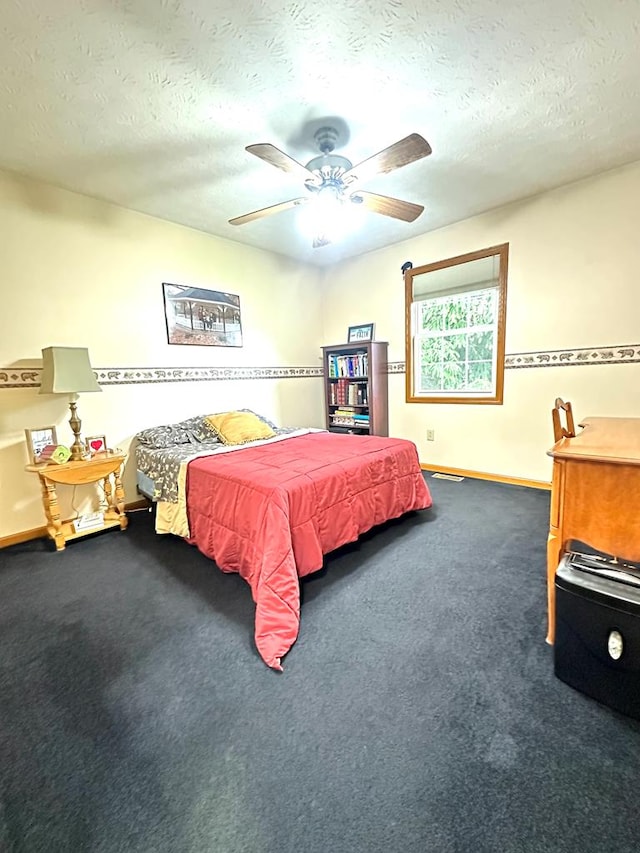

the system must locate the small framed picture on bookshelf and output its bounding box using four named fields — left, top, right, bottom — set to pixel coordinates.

left=347, top=323, right=374, bottom=343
